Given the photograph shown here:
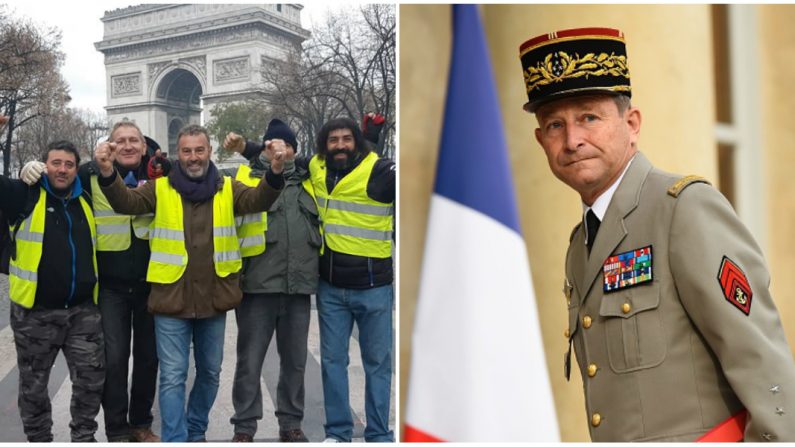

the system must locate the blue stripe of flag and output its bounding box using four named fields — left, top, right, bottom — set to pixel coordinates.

left=433, top=4, right=521, bottom=234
